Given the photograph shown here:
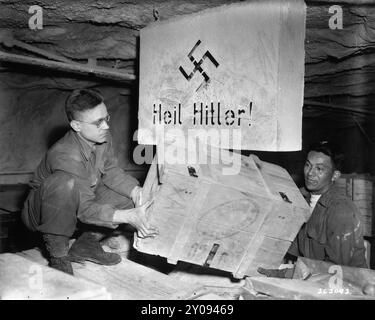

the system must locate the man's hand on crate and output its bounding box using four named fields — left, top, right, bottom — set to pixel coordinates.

left=257, top=264, right=295, bottom=279
left=113, top=199, right=159, bottom=238
left=130, top=186, right=143, bottom=207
